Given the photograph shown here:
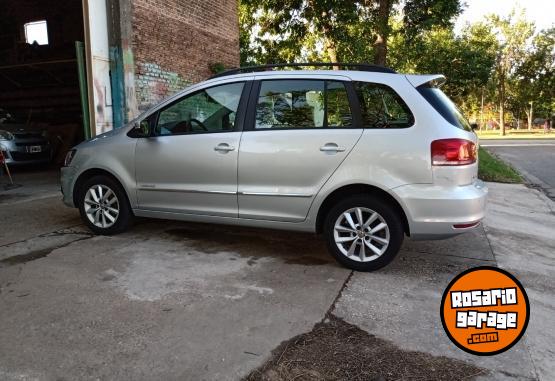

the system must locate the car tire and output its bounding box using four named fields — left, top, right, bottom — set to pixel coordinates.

left=323, top=195, right=404, bottom=271
left=77, top=175, right=133, bottom=235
